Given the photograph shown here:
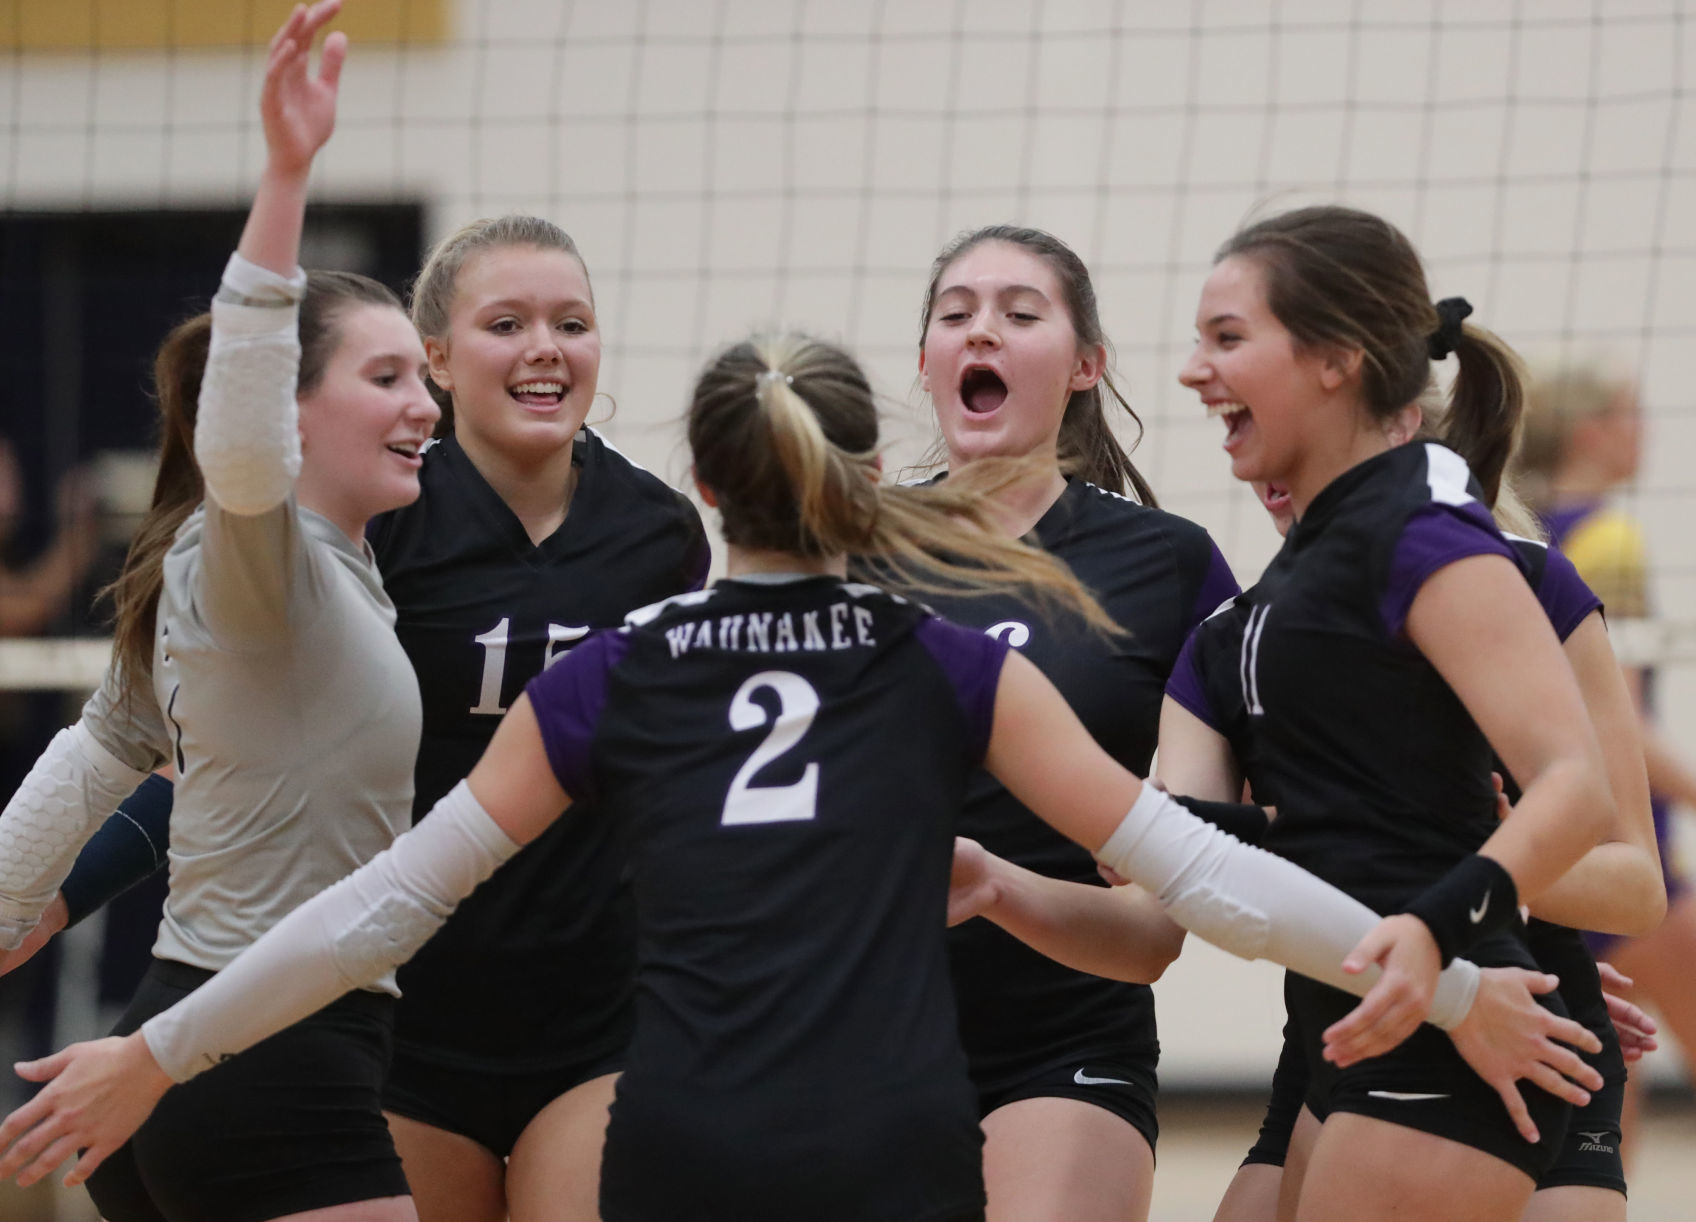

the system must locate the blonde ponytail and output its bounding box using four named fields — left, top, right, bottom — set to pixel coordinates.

left=690, top=334, right=1119, bottom=636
